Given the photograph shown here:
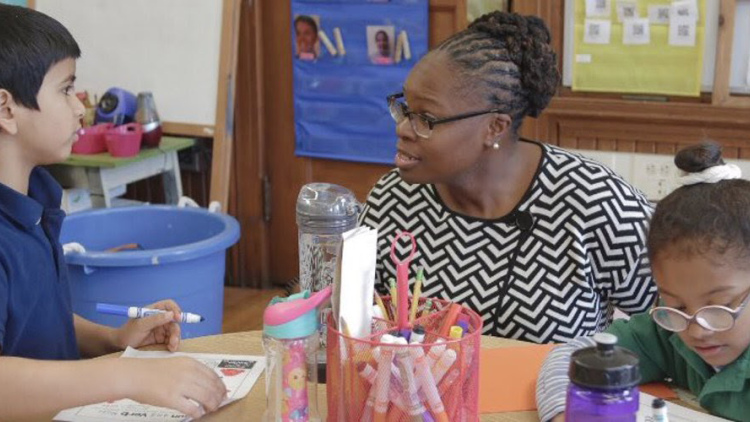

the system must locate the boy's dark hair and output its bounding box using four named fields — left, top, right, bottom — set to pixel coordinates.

left=294, top=15, right=318, bottom=34
left=648, top=142, right=750, bottom=266
left=436, top=11, right=559, bottom=131
left=0, top=4, right=80, bottom=110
